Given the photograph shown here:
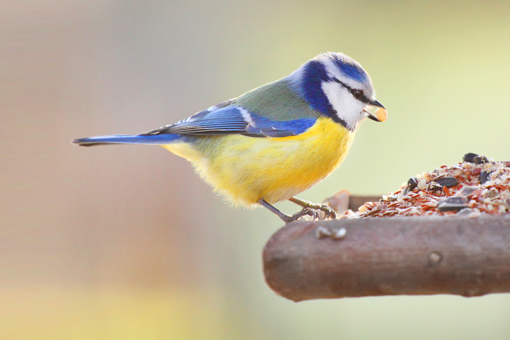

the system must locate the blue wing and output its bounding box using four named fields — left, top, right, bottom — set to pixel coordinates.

left=73, top=100, right=318, bottom=147
left=142, top=101, right=317, bottom=138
